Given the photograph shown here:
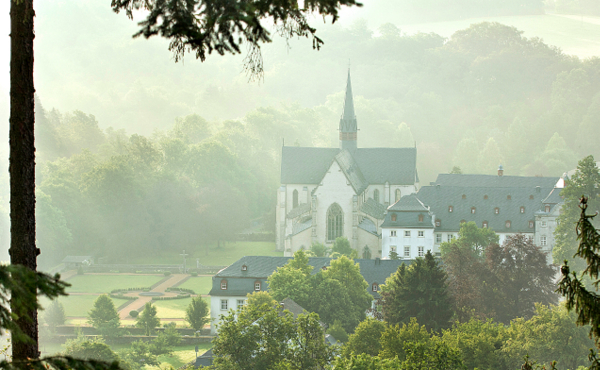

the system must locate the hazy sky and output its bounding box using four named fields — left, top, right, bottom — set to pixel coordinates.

left=2, top=1, right=600, bottom=140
